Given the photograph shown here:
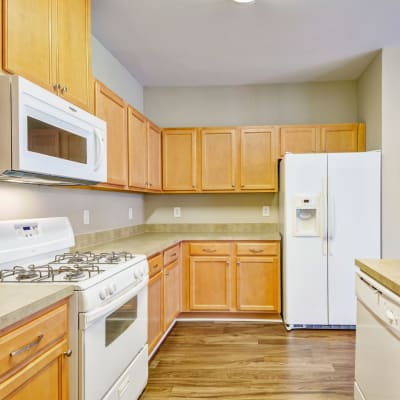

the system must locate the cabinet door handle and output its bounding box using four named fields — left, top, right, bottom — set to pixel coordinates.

left=53, top=83, right=61, bottom=92
left=10, top=334, right=44, bottom=357
left=63, top=349, right=73, bottom=357
left=61, top=86, right=68, bottom=94
left=165, top=272, right=170, bottom=277
left=237, top=261, right=241, bottom=266
left=202, top=248, right=216, bottom=253
left=249, top=249, right=263, bottom=254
